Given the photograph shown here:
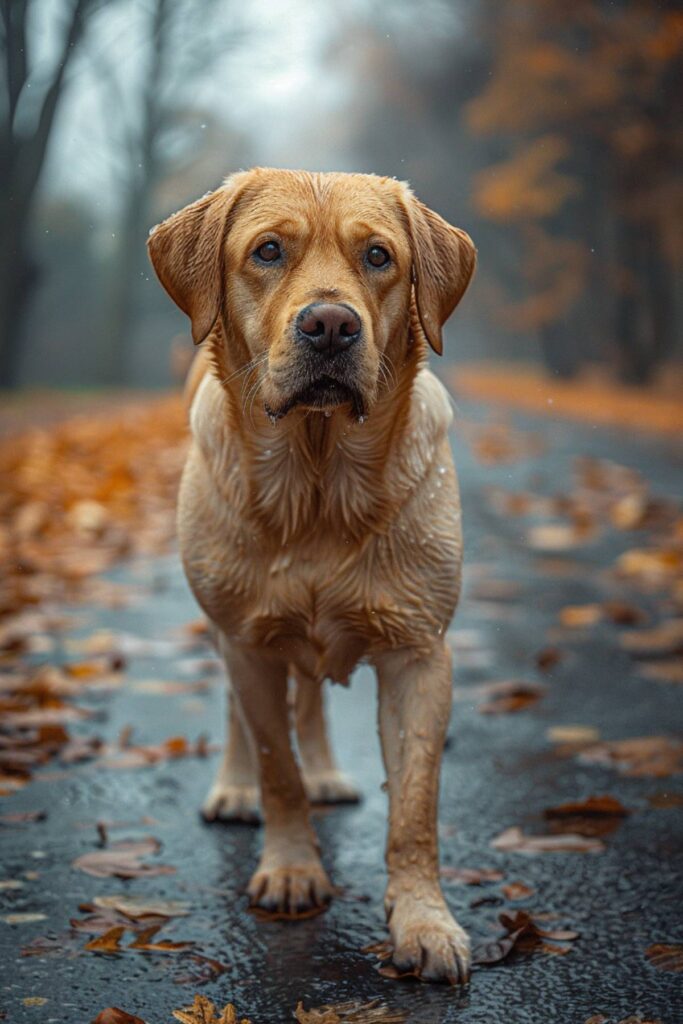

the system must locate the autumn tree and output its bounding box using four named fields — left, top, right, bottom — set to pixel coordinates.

left=466, top=0, right=683, bottom=382
left=91, top=0, right=243, bottom=384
